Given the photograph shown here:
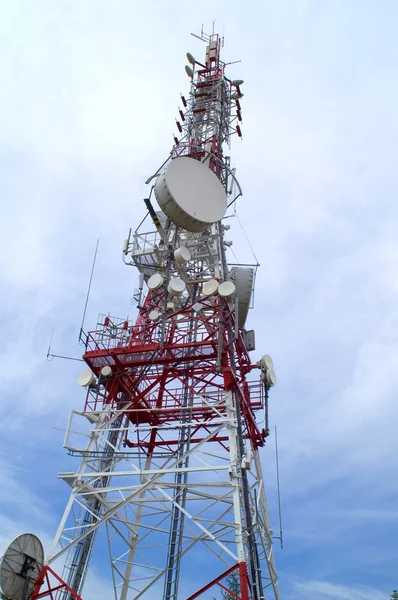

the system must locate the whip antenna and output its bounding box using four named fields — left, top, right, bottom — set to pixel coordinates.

left=79, top=238, right=99, bottom=343
left=275, top=425, right=284, bottom=549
